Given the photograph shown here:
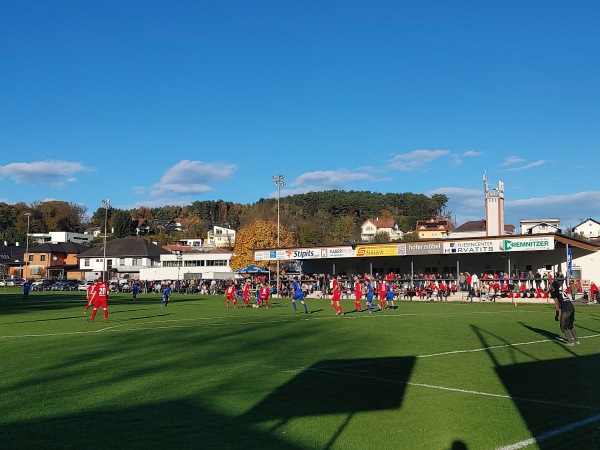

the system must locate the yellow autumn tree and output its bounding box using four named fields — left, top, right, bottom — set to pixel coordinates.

left=230, top=219, right=295, bottom=272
